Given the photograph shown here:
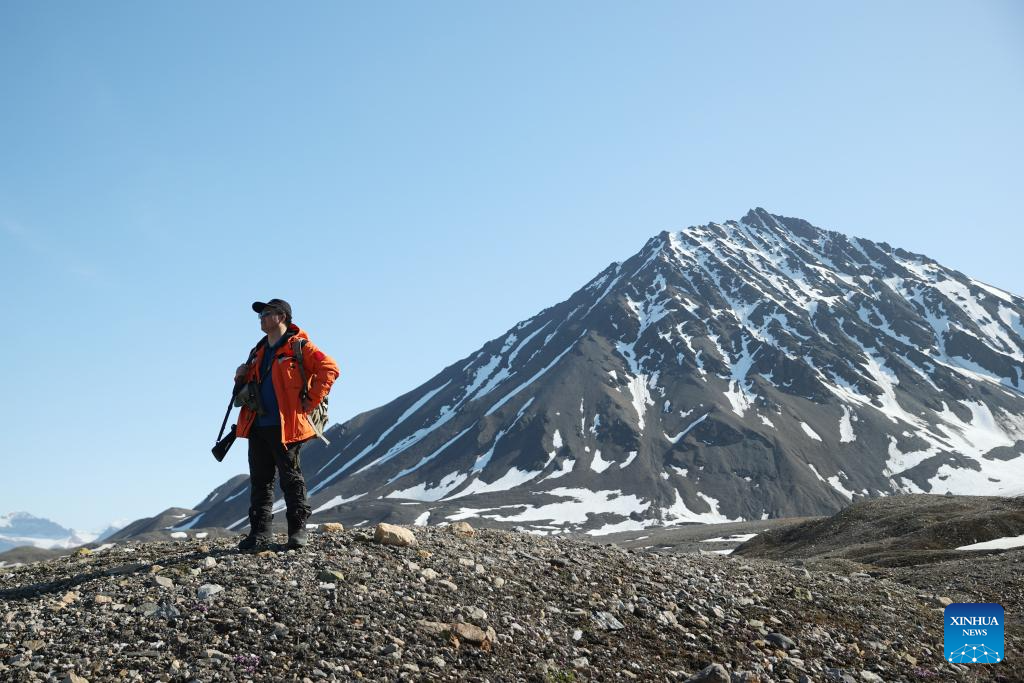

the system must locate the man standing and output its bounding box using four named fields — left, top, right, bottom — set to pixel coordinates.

left=233, top=299, right=340, bottom=550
